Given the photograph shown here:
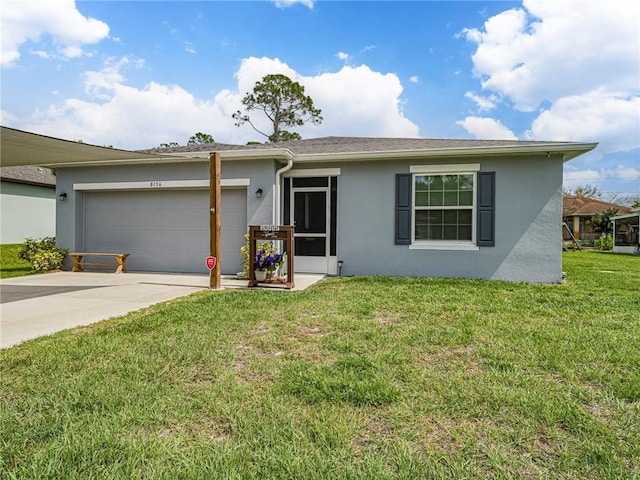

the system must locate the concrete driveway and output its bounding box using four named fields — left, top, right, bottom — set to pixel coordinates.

left=0, top=271, right=325, bottom=349
left=0, top=271, right=208, bottom=348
